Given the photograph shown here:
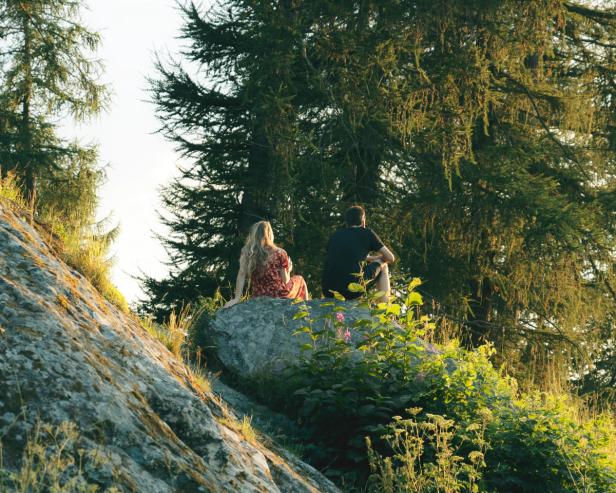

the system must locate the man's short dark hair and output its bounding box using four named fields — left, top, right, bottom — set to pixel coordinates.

left=345, top=205, right=365, bottom=227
